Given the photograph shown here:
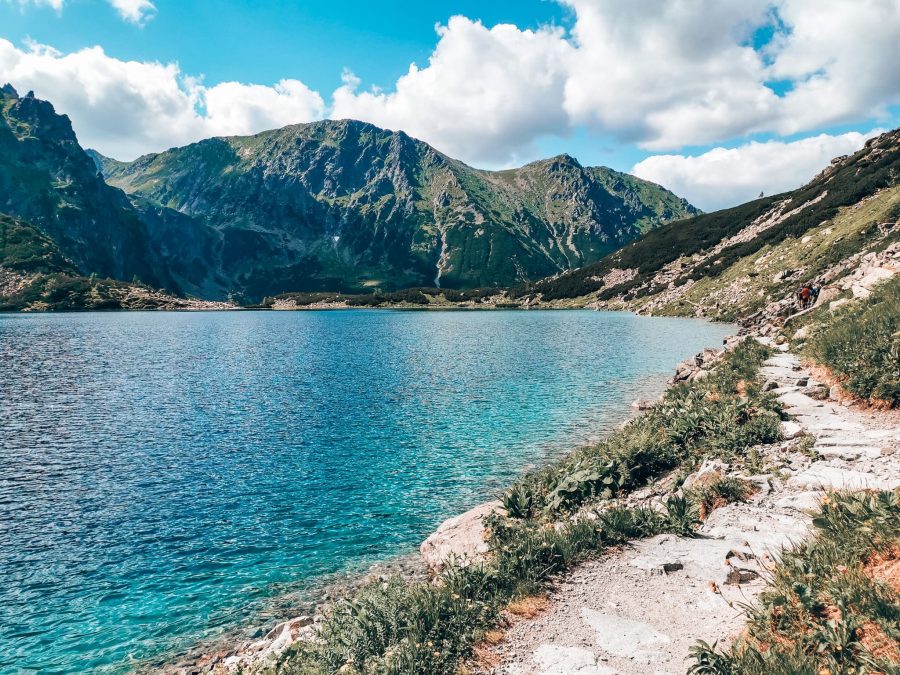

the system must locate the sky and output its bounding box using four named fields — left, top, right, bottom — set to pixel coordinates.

left=1, top=0, right=898, bottom=211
